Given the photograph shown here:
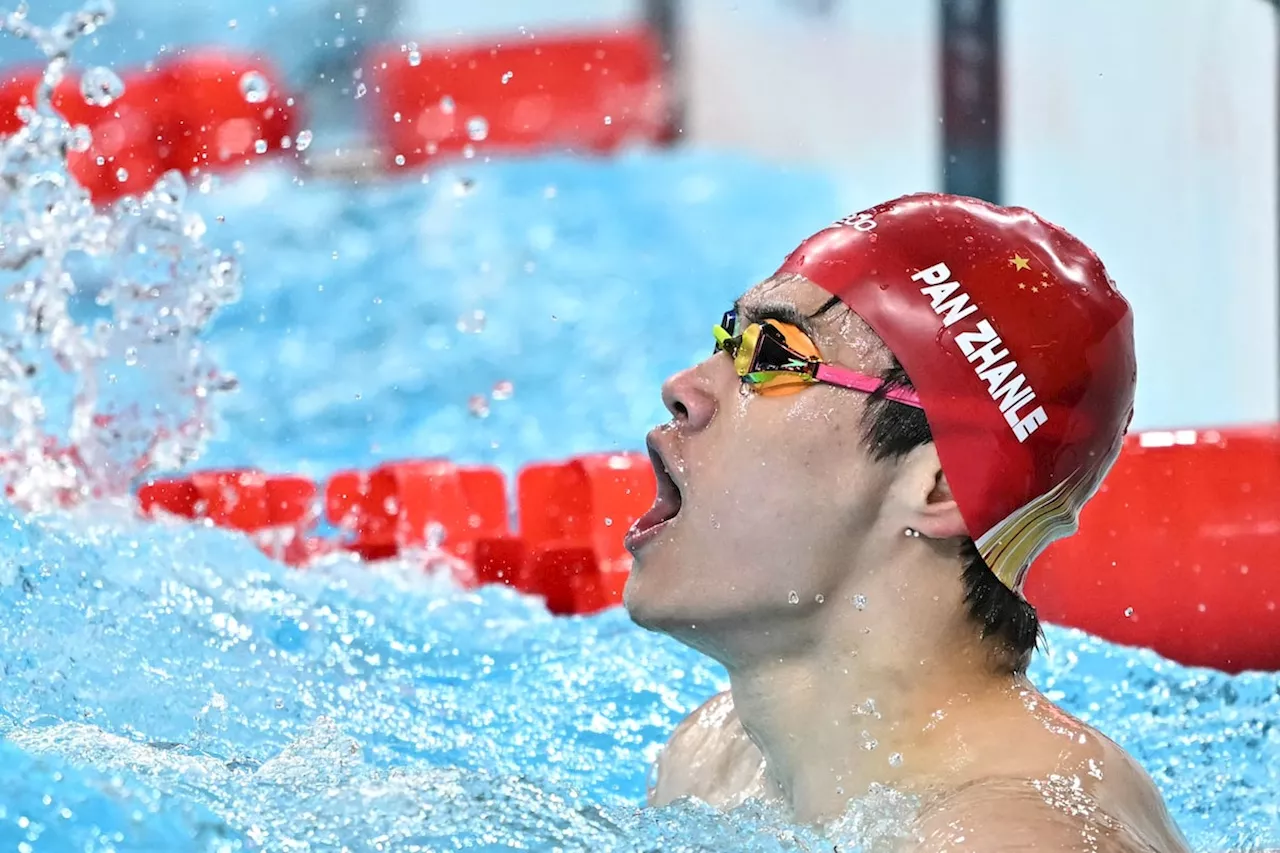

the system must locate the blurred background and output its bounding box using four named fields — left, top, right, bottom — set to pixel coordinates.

left=4, top=0, right=1274, bottom=431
